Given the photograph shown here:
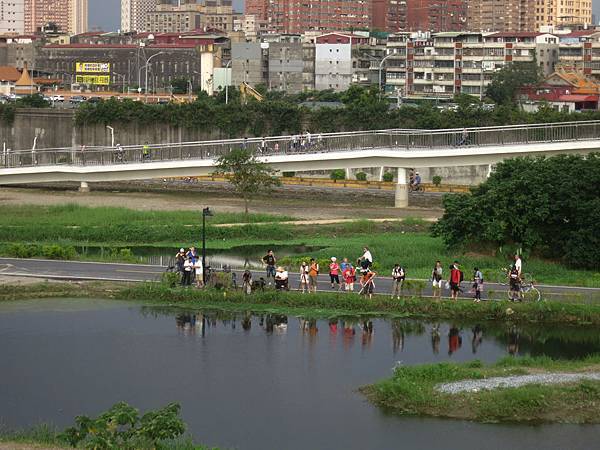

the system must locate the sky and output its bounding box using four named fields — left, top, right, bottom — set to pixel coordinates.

left=90, top=0, right=599, bottom=32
